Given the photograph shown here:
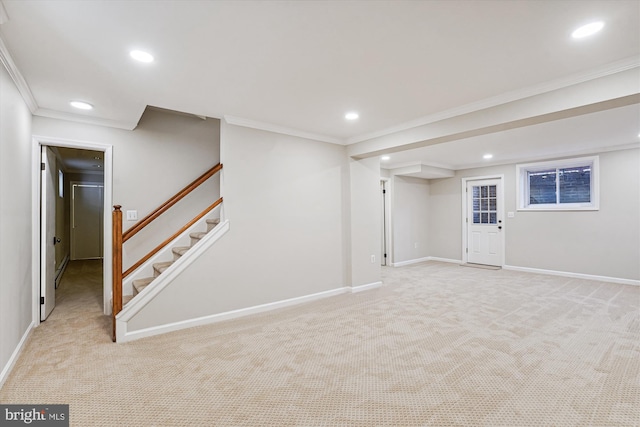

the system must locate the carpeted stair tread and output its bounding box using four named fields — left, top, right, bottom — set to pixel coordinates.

left=172, top=246, right=190, bottom=257
left=132, top=277, right=154, bottom=295
left=153, top=261, right=173, bottom=276
left=189, top=231, right=208, bottom=240
left=129, top=217, right=219, bottom=297
left=123, top=294, right=134, bottom=305
left=206, top=218, right=220, bottom=232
